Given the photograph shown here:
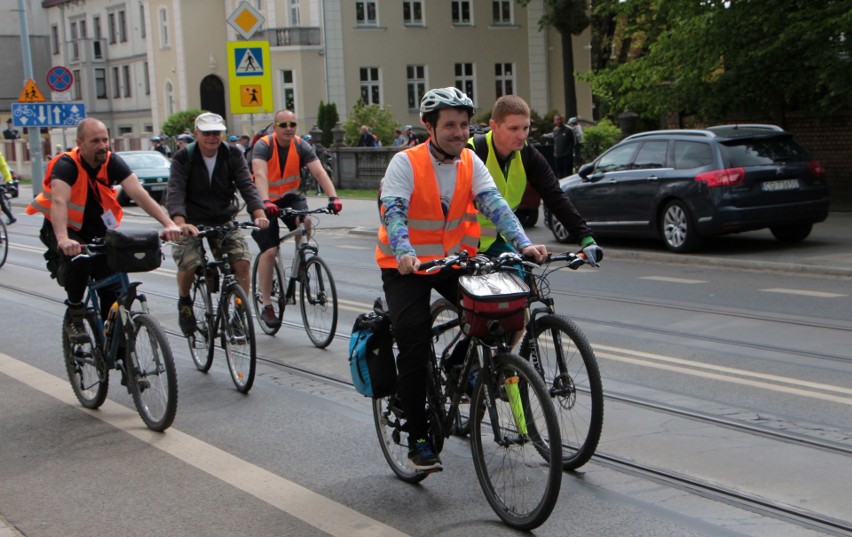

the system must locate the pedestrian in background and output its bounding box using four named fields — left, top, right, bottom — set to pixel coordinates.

left=551, top=114, right=575, bottom=178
